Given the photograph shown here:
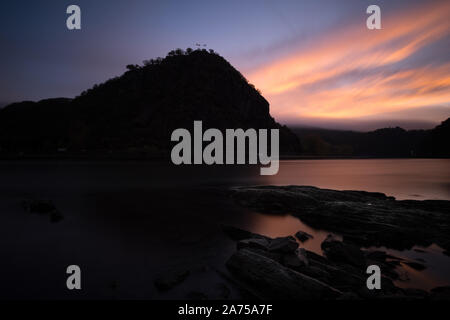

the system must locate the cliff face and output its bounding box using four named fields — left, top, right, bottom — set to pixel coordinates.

left=0, top=49, right=301, bottom=155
